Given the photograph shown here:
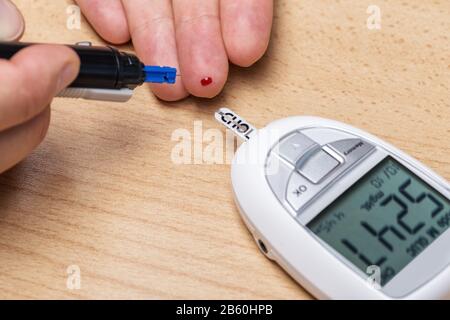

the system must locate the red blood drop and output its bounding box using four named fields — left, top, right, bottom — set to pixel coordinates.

left=200, top=77, right=213, bottom=86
